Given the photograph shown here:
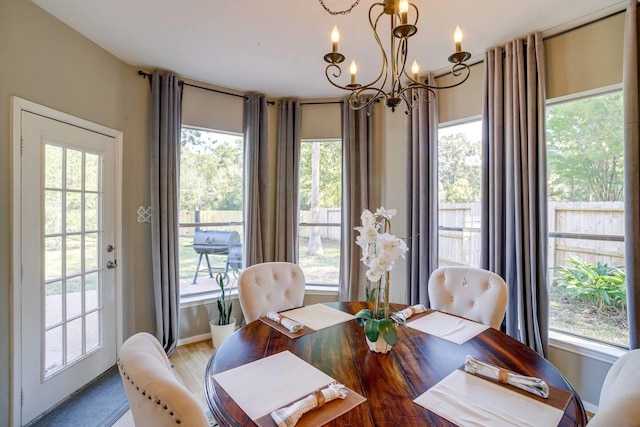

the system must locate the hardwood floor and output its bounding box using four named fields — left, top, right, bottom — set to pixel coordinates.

left=113, top=339, right=215, bottom=426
